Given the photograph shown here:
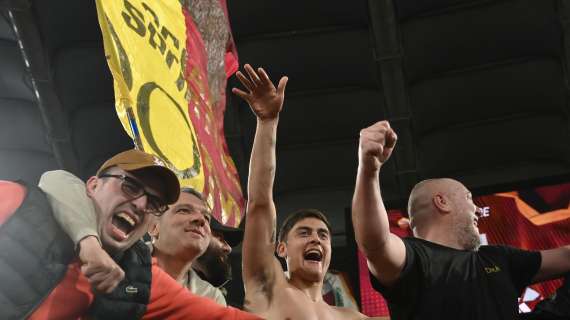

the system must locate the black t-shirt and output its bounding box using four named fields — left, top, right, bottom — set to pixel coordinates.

left=371, top=237, right=542, bottom=320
